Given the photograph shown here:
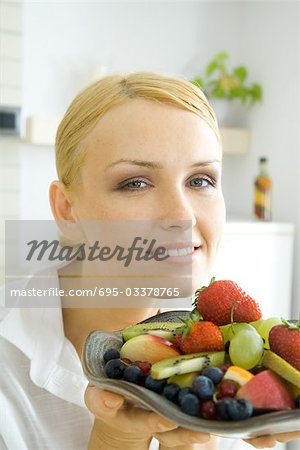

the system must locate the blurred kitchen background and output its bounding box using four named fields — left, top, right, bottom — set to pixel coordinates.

left=0, top=3, right=299, bottom=447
